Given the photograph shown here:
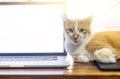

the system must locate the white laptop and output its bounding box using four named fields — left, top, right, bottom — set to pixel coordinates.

left=0, top=2, right=69, bottom=68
